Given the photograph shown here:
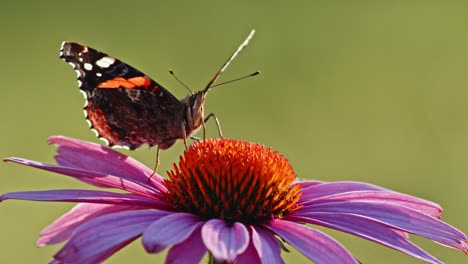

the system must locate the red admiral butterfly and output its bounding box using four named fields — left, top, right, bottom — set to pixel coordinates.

left=60, top=30, right=256, bottom=167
